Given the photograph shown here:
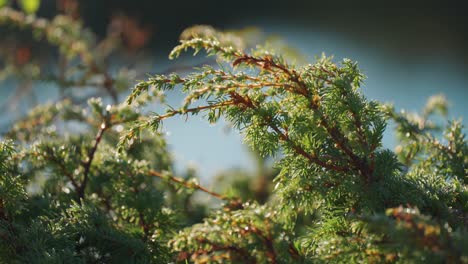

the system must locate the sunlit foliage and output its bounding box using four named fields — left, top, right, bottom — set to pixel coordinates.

left=0, top=7, right=466, bottom=263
